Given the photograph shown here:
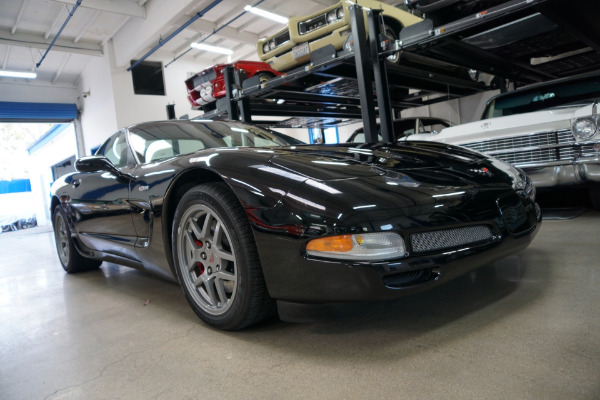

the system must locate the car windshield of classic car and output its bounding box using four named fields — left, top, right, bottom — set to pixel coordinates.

left=126, top=120, right=304, bottom=163
left=482, top=77, right=600, bottom=119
